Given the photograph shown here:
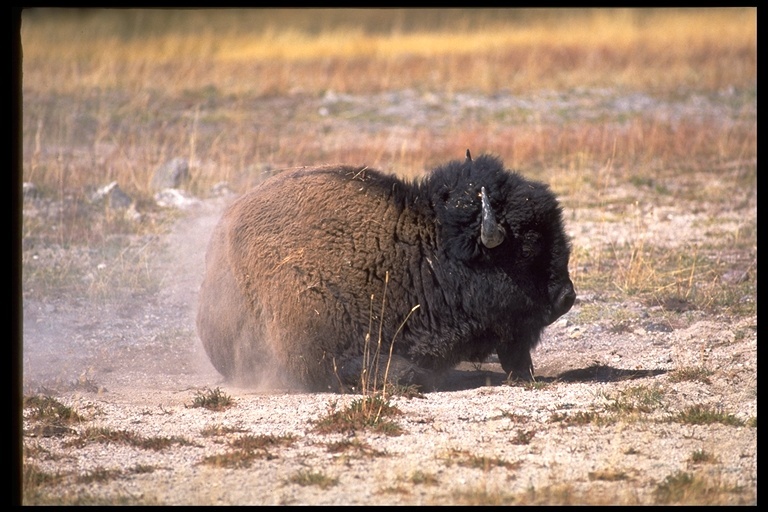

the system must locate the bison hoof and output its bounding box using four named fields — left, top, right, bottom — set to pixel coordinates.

left=497, top=344, right=535, bottom=383
left=505, top=367, right=535, bottom=383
